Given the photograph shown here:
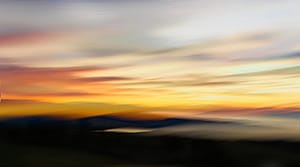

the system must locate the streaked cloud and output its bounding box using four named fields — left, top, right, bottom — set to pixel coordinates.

left=1, top=0, right=300, bottom=118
